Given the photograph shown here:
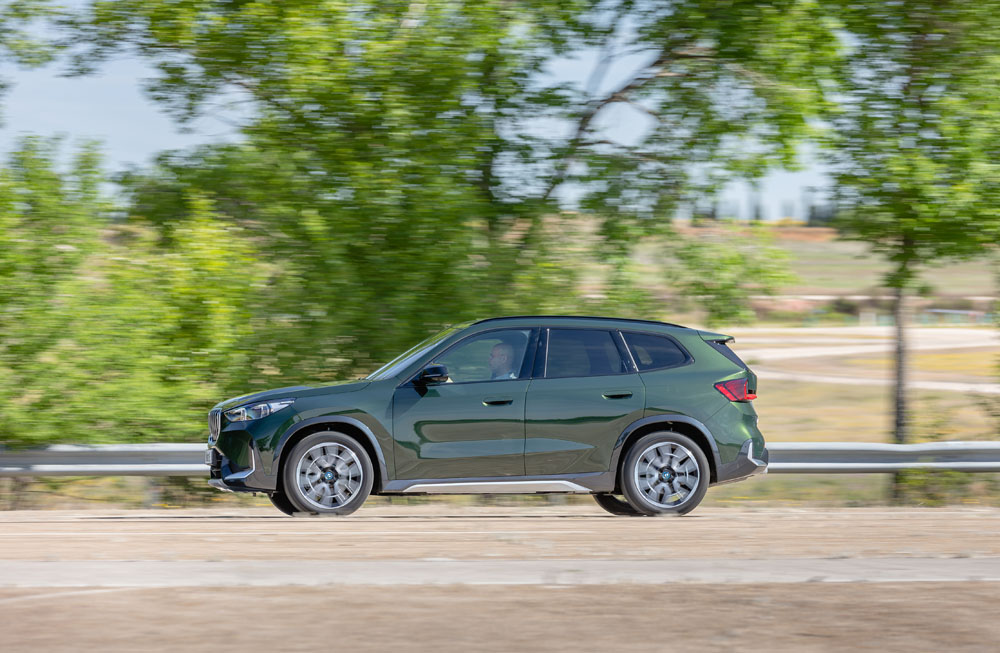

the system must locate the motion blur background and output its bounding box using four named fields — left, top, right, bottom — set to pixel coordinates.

left=1, top=0, right=998, bottom=508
